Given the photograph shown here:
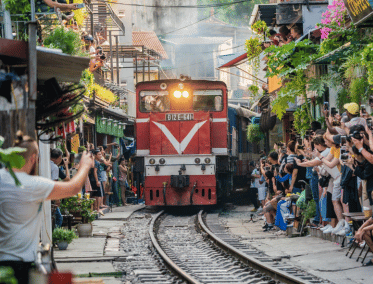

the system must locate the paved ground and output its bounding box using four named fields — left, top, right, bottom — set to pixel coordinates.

left=55, top=204, right=144, bottom=284
left=220, top=205, right=373, bottom=284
